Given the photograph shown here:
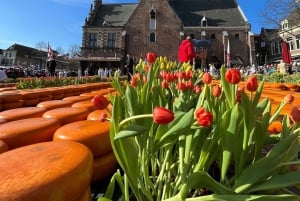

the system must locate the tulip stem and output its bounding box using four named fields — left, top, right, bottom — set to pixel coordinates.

left=119, top=114, right=153, bottom=127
